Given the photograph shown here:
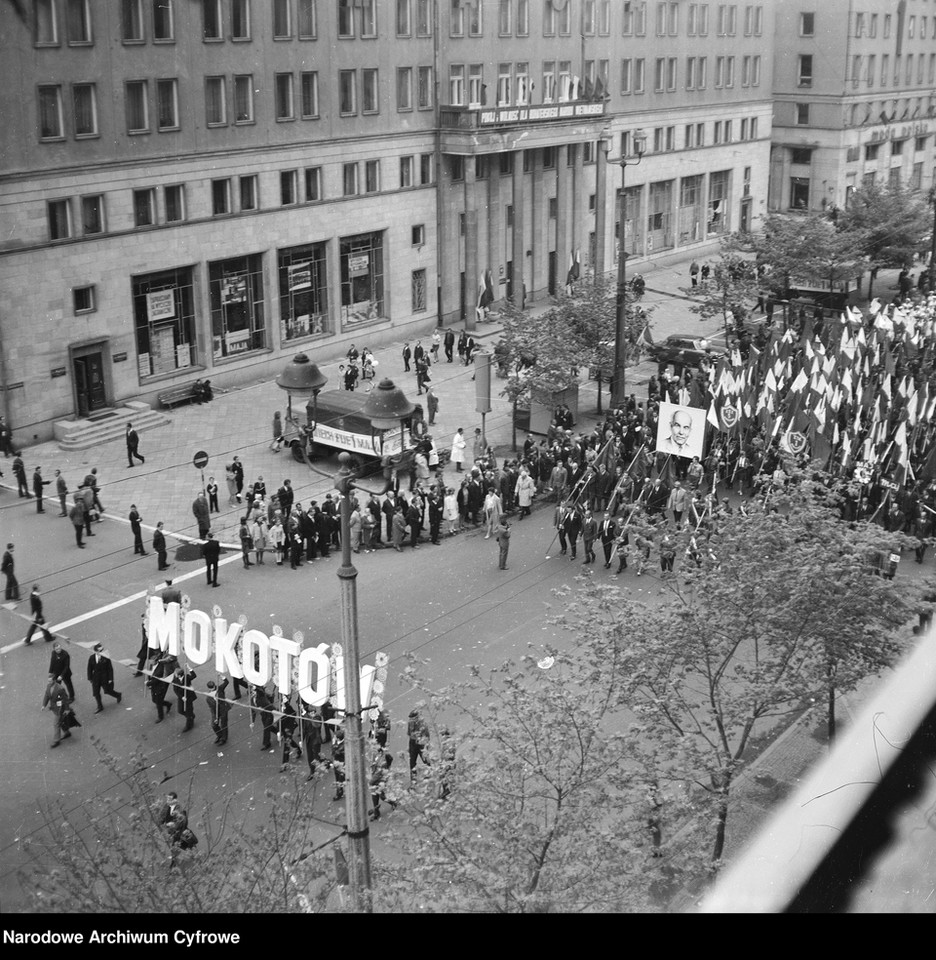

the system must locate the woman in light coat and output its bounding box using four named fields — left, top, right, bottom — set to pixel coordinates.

left=483, top=489, right=503, bottom=539
left=251, top=516, right=268, bottom=564
left=269, top=517, right=286, bottom=565
left=515, top=469, right=536, bottom=520
left=443, top=487, right=459, bottom=536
